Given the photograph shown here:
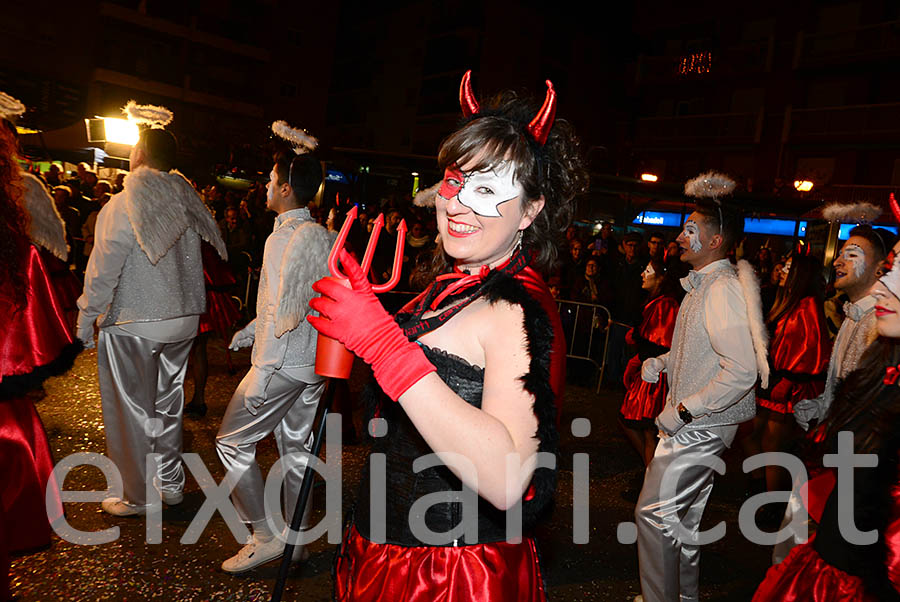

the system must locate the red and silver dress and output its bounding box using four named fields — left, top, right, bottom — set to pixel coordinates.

left=620, top=294, right=679, bottom=423
left=758, top=296, right=830, bottom=414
